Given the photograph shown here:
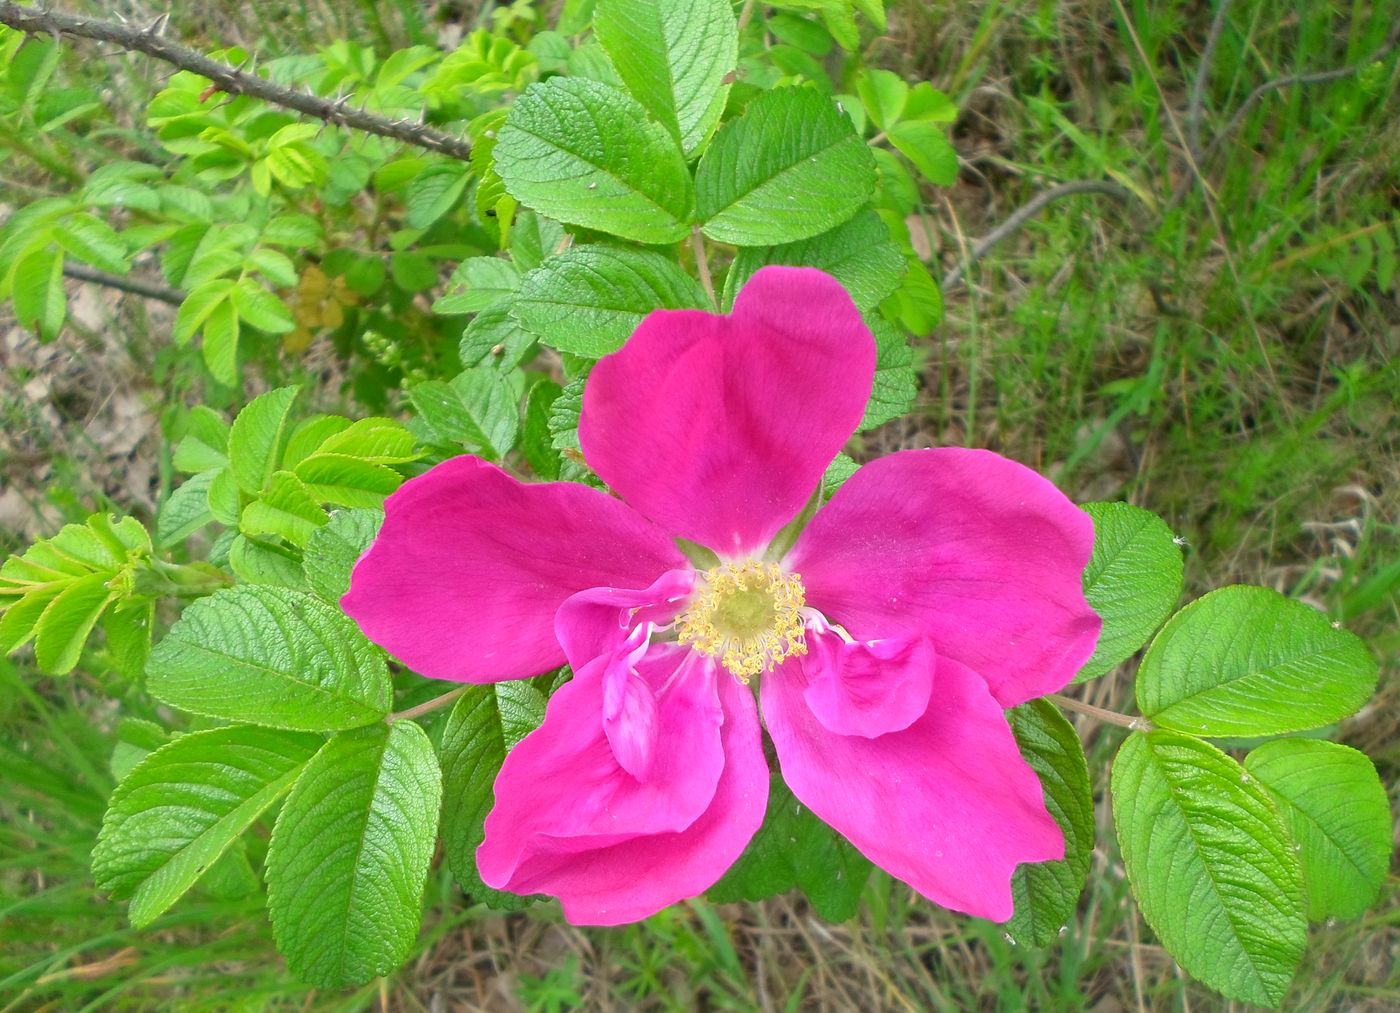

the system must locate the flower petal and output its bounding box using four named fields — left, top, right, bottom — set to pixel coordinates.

left=802, top=626, right=934, bottom=738
left=479, top=655, right=767, bottom=924
left=554, top=569, right=695, bottom=672
left=579, top=266, right=875, bottom=556
left=762, top=649, right=1062, bottom=921
left=789, top=448, right=1100, bottom=706
left=342, top=455, right=684, bottom=682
